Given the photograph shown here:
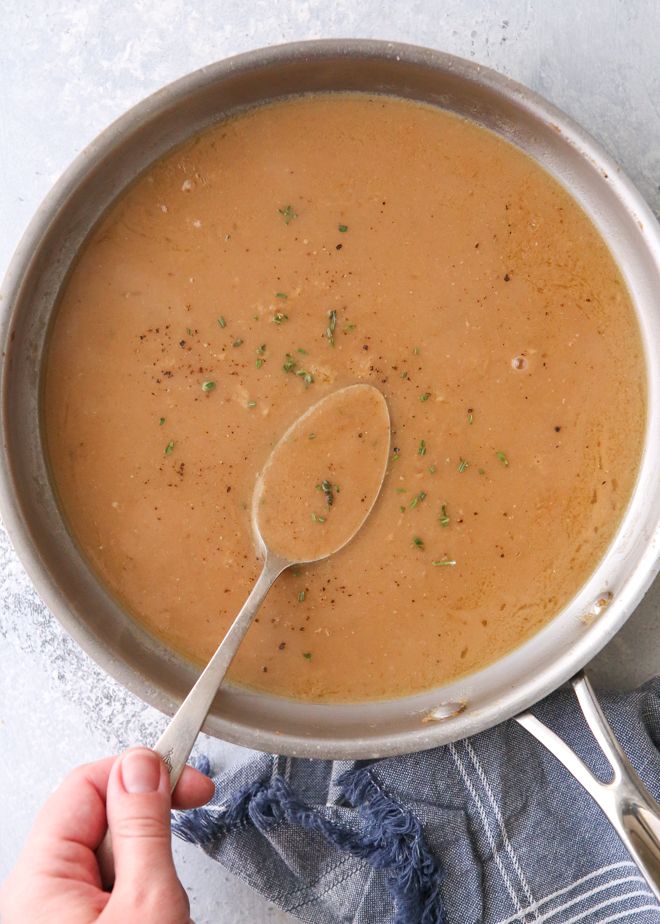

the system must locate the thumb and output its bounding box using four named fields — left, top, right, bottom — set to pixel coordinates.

left=106, top=748, right=178, bottom=896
